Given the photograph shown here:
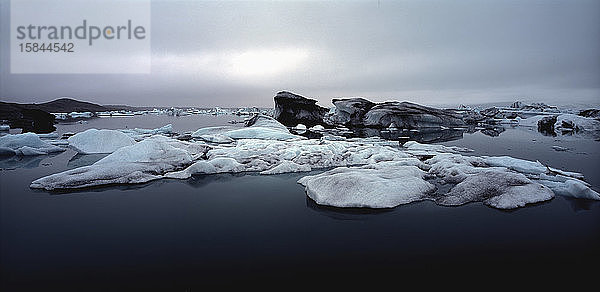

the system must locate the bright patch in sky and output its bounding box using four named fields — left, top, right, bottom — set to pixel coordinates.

left=227, top=48, right=310, bottom=78
left=156, top=47, right=311, bottom=81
